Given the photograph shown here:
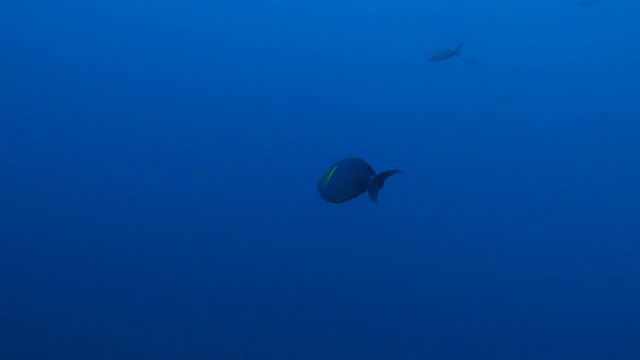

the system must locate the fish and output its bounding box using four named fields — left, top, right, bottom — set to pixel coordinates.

left=427, top=42, right=464, bottom=62
left=317, top=158, right=403, bottom=204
